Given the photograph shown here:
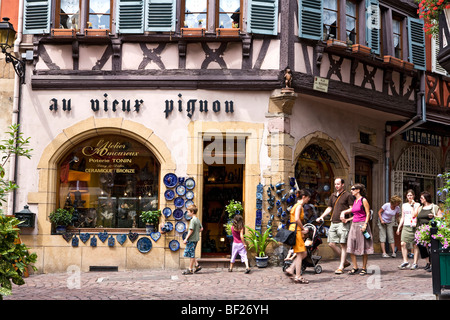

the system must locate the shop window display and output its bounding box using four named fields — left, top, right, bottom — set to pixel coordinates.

left=58, top=135, right=160, bottom=229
